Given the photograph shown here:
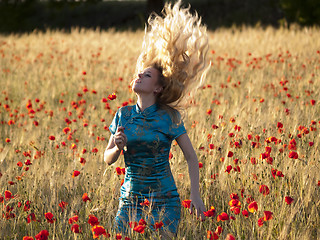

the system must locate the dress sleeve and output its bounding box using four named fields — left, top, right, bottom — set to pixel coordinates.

left=109, top=108, right=120, bottom=135
left=169, top=112, right=187, bottom=140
